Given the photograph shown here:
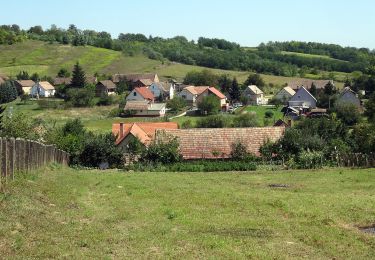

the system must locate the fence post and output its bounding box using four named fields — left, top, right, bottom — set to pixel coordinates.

left=8, top=138, right=15, bottom=180
left=1, top=137, right=8, bottom=180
